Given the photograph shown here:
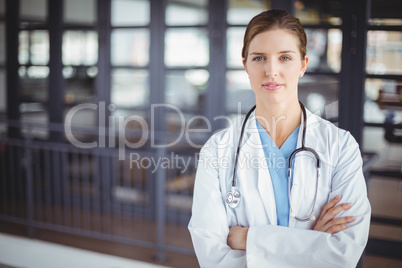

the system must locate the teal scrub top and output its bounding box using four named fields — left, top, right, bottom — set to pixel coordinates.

left=256, top=121, right=300, bottom=227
